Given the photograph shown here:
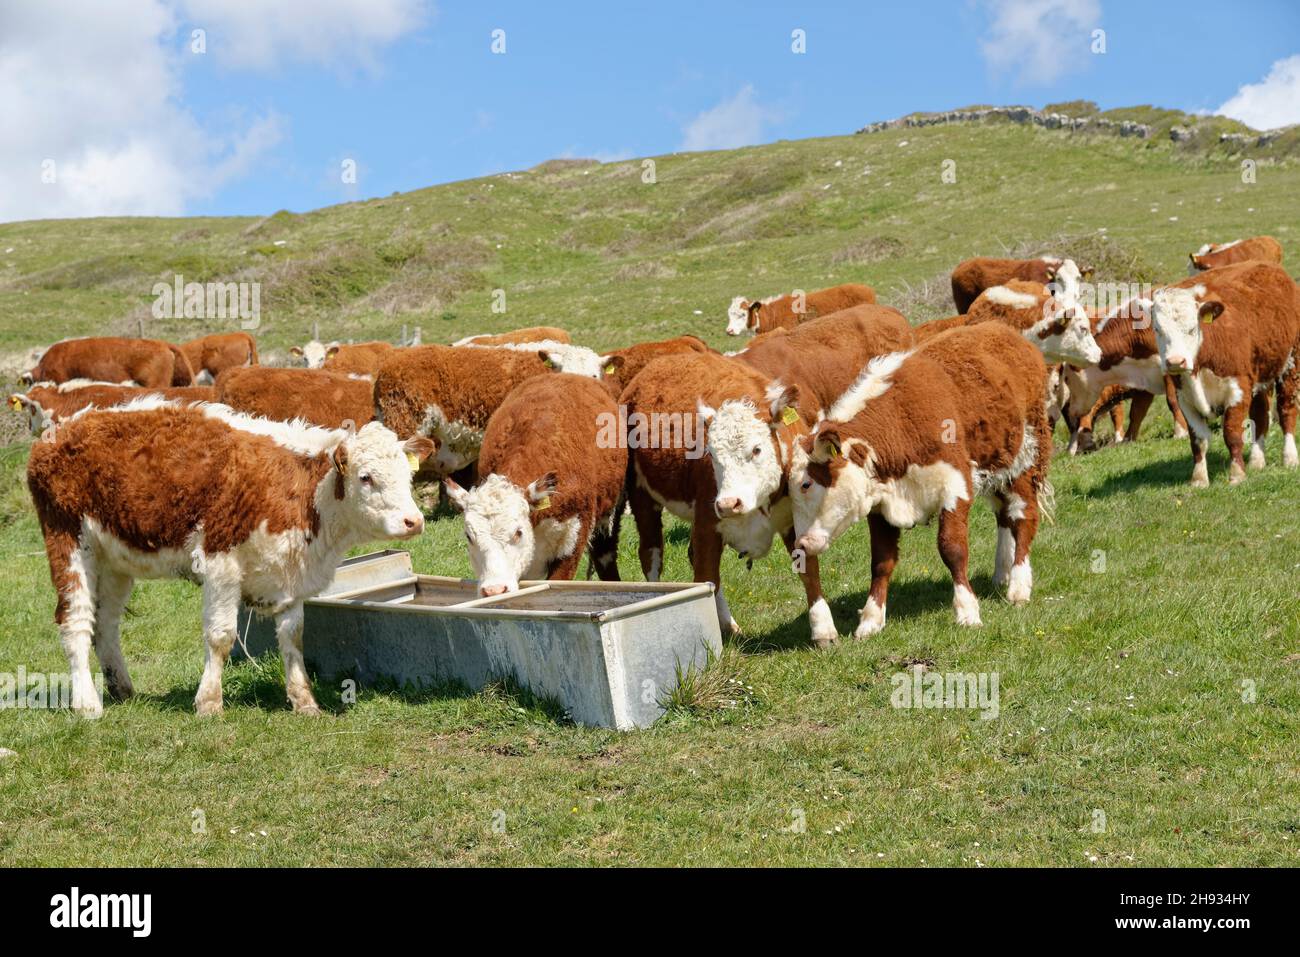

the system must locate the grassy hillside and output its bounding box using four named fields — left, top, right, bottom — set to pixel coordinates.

left=1, top=116, right=1298, bottom=867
